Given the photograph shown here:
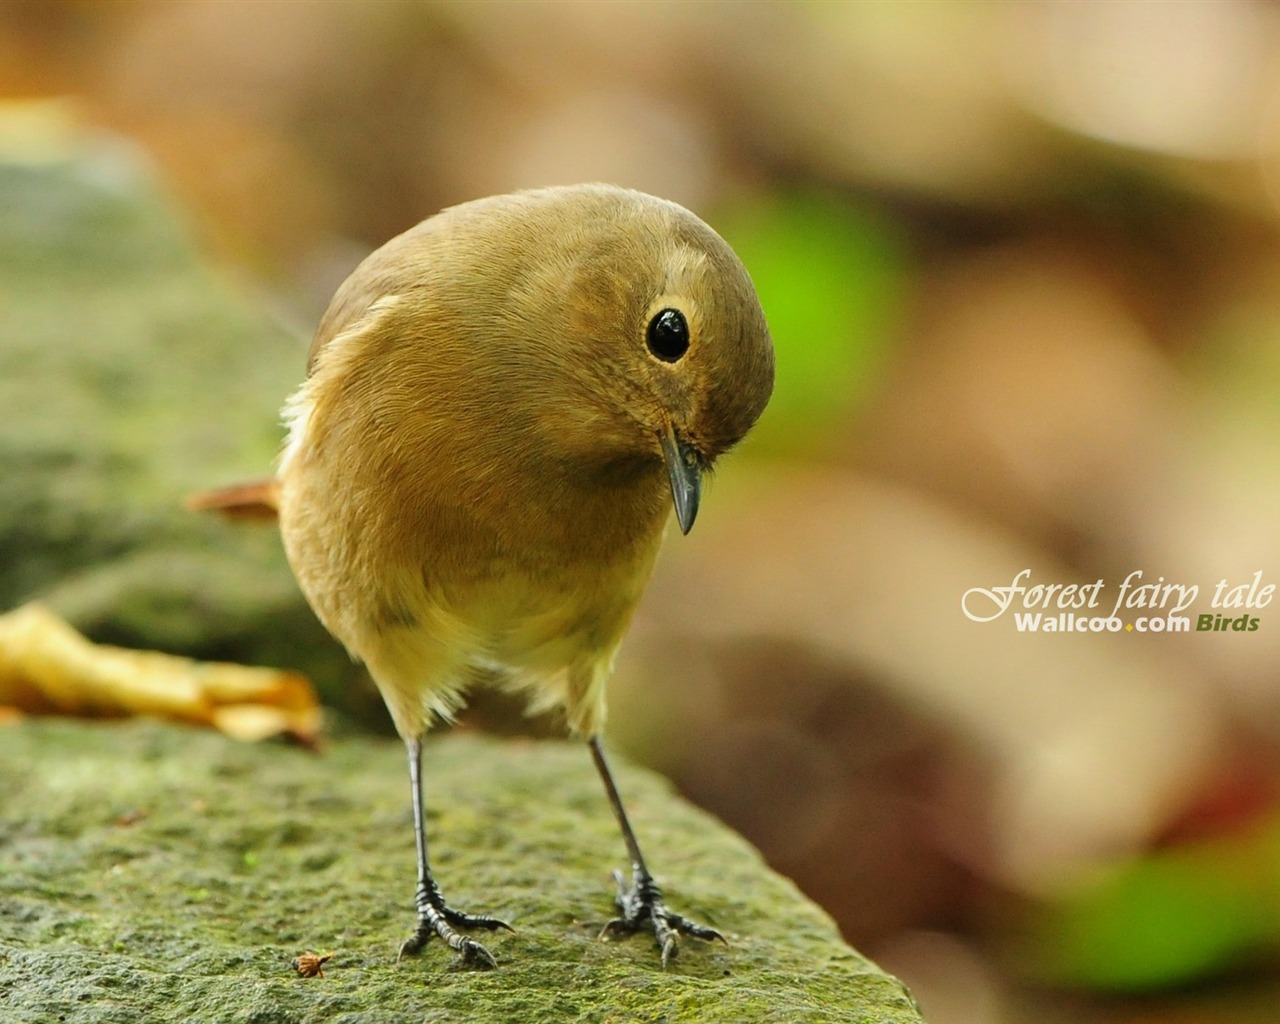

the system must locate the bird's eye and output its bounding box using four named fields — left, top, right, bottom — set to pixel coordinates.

left=646, top=308, right=690, bottom=363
